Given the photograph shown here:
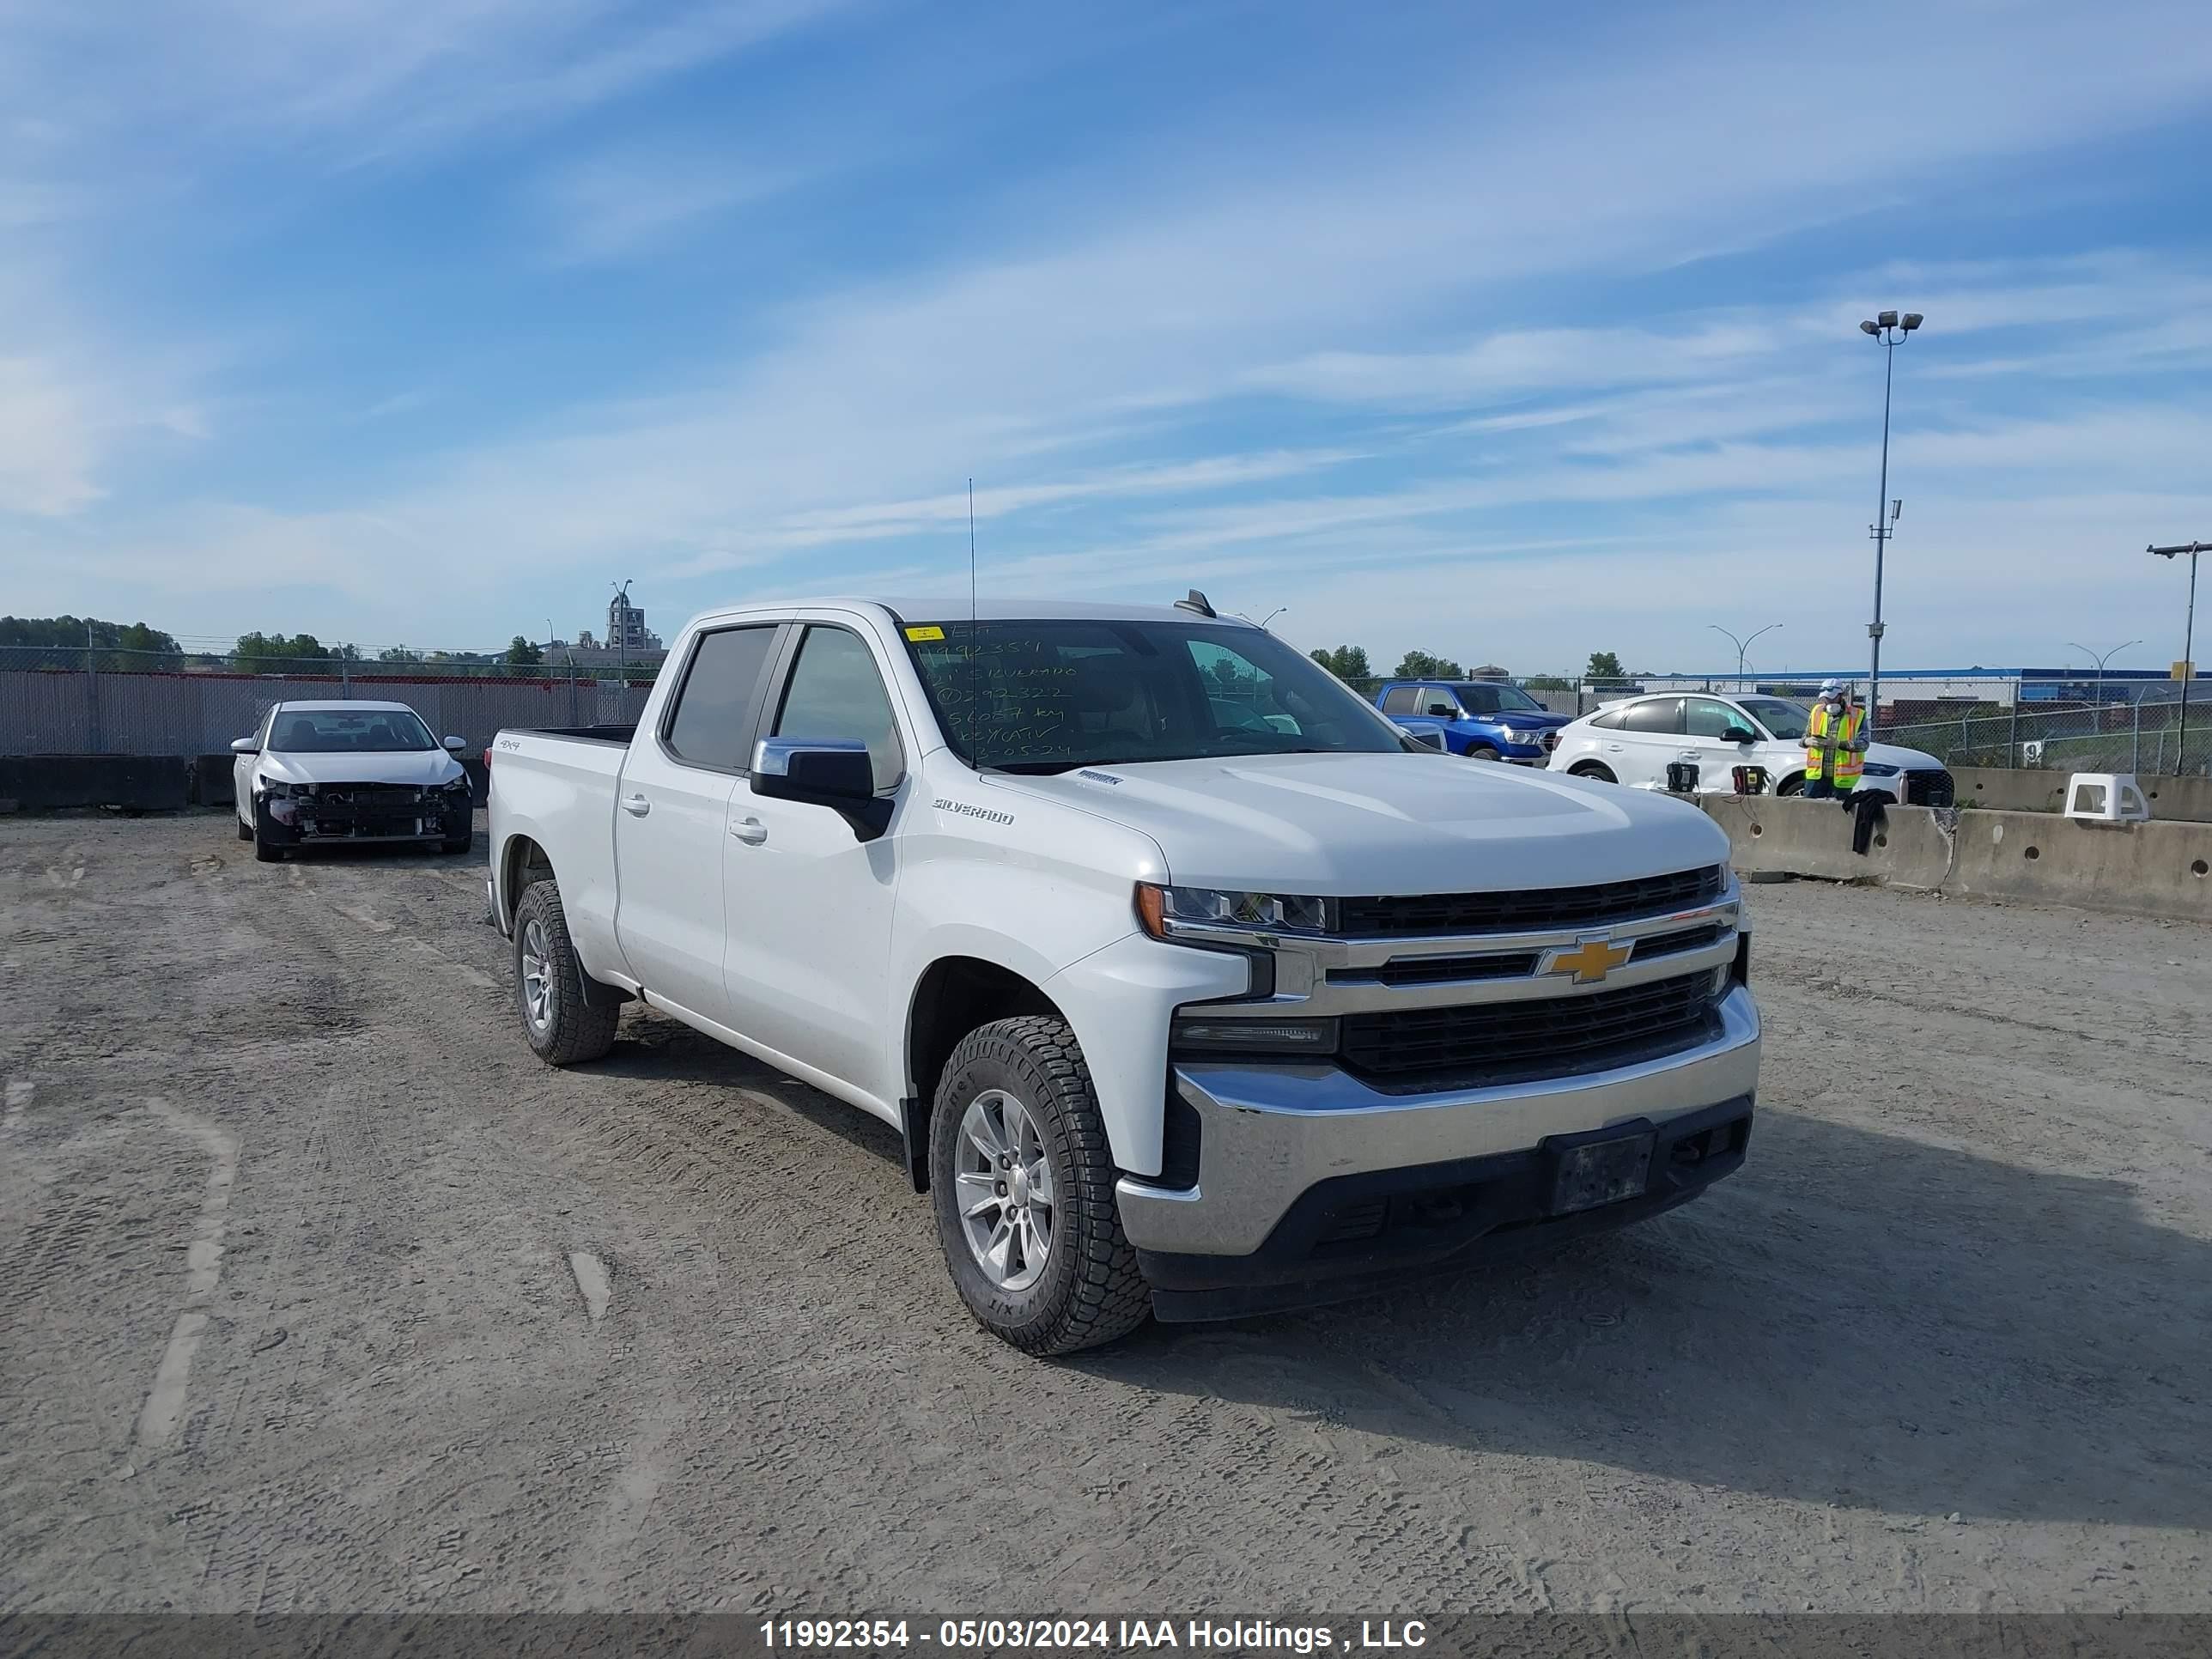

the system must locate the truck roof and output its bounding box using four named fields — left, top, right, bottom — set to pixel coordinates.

left=692, top=596, right=1258, bottom=628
